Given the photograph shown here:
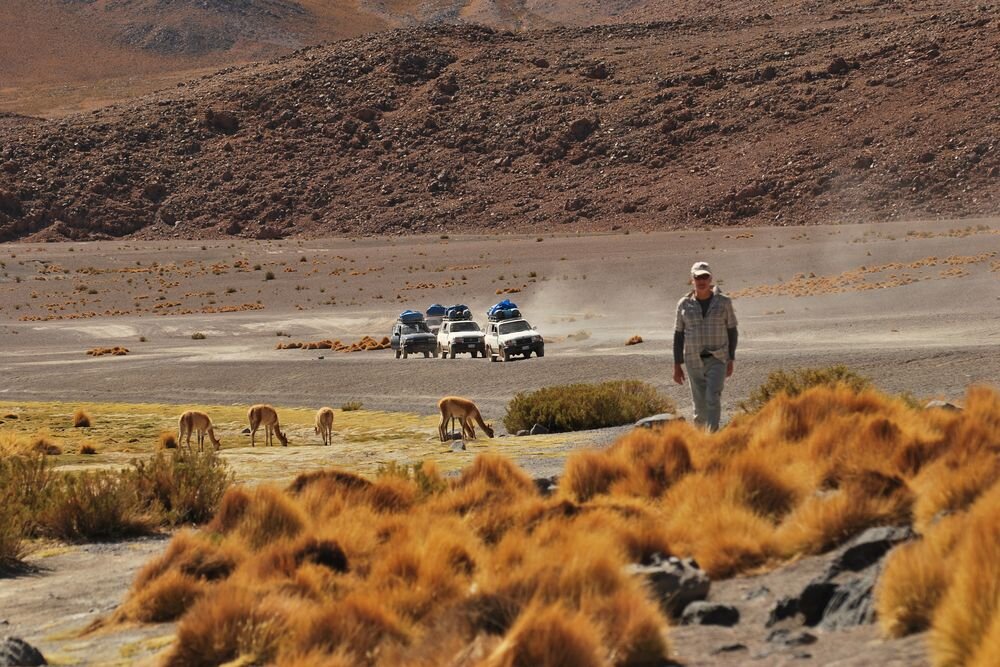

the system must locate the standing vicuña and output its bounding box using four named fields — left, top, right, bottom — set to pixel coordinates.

left=314, top=407, right=334, bottom=446
left=178, top=410, right=222, bottom=451
left=248, top=404, right=289, bottom=447
left=437, top=396, right=495, bottom=442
